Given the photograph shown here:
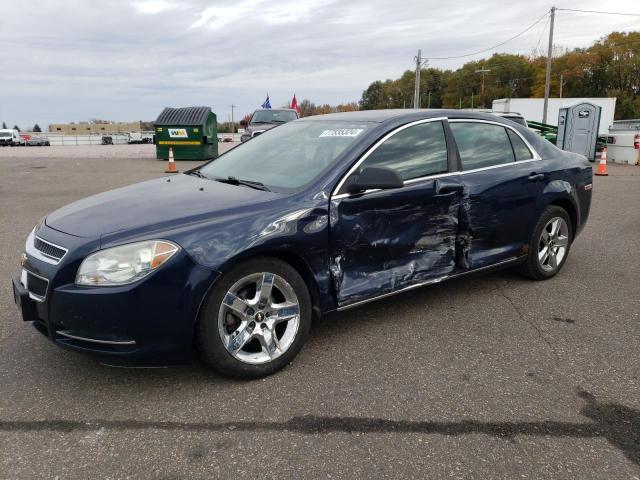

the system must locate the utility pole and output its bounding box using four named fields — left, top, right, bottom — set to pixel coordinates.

left=471, top=92, right=474, bottom=109
left=413, top=49, right=426, bottom=109
left=475, top=66, right=491, bottom=108
left=559, top=73, right=565, bottom=98
left=543, top=6, right=556, bottom=123
left=428, top=91, right=432, bottom=108
left=230, top=104, right=236, bottom=133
